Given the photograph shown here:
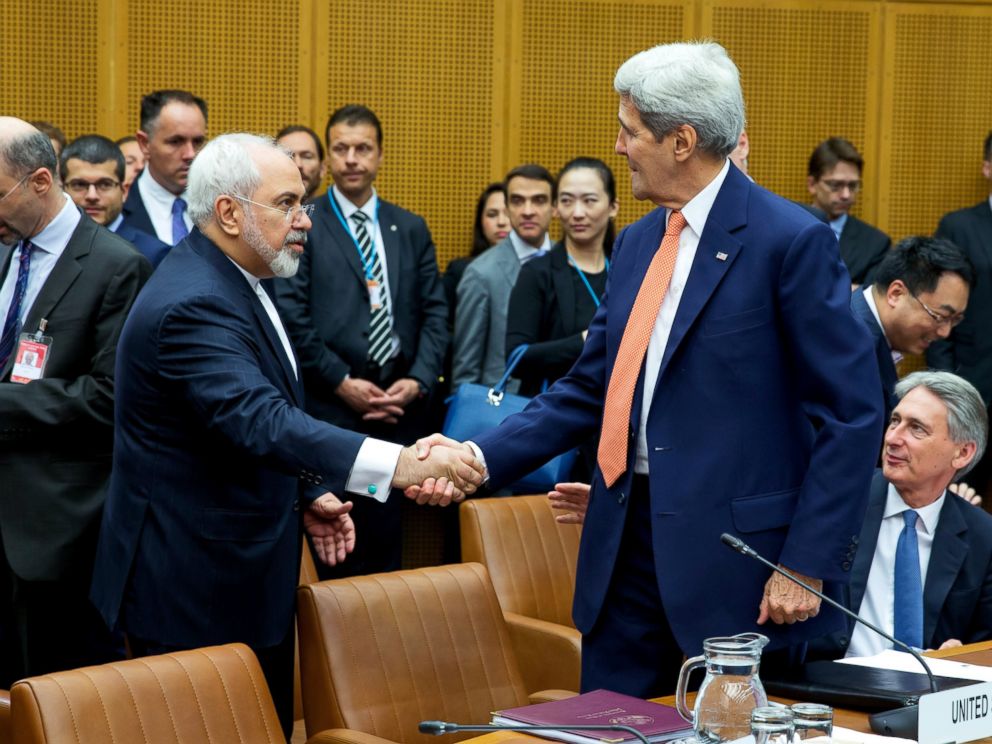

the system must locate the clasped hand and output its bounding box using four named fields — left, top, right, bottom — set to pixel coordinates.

left=392, top=433, right=485, bottom=506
